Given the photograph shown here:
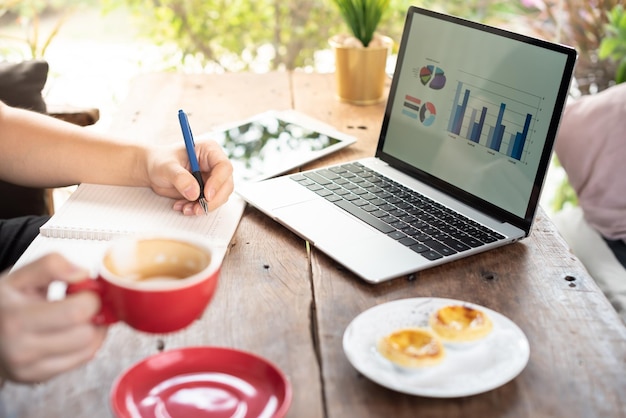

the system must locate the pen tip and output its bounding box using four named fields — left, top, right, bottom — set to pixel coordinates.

left=199, top=198, right=209, bottom=215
